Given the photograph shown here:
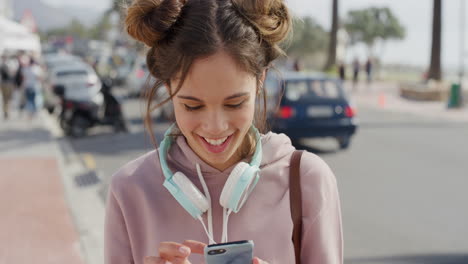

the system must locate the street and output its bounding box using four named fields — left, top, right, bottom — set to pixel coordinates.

left=65, top=89, right=468, bottom=263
